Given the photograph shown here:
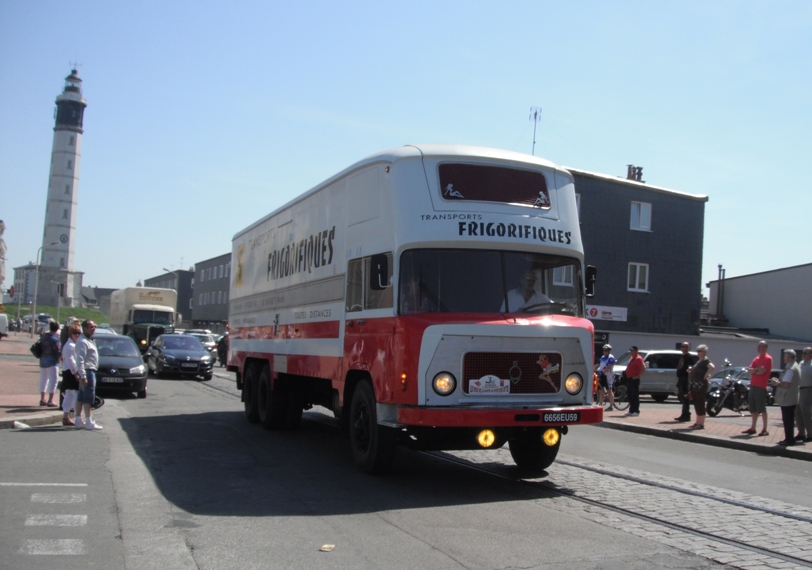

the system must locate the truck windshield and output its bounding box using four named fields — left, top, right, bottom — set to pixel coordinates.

left=132, top=310, right=174, bottom=325
left=399, top=249, right=583, bottom=316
